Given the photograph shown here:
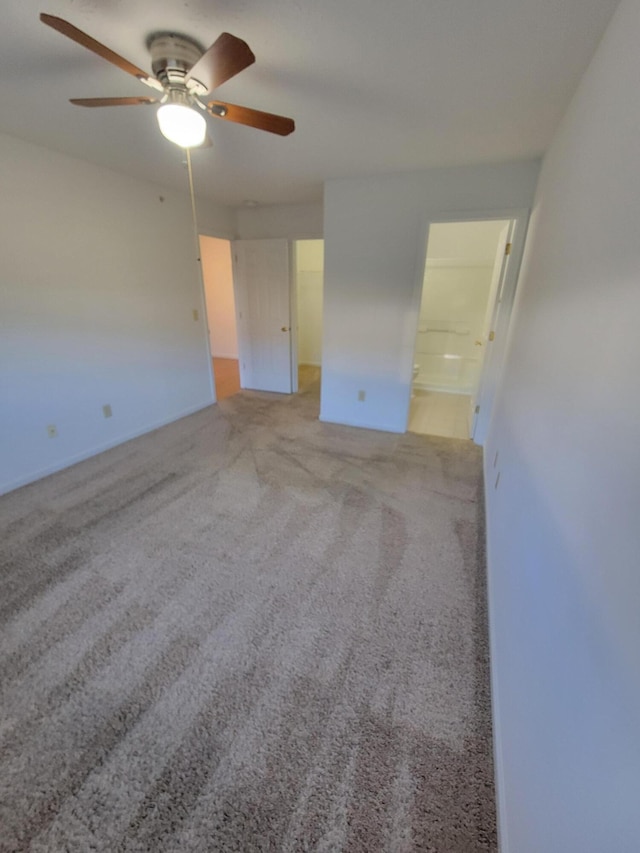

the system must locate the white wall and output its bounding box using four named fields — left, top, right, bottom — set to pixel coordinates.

left=196, top=196, right=236, bottom=240
left=321, top=162, right=539, bottom=432
left=200, top=236, right=238, bottom=358
left=0, top=132, right=227, bottom=494
left=485, top=2, right=640, bottom=851
left=296, top=240, right=324, bottom=366
left=235, top=202, right=323, bottom=239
